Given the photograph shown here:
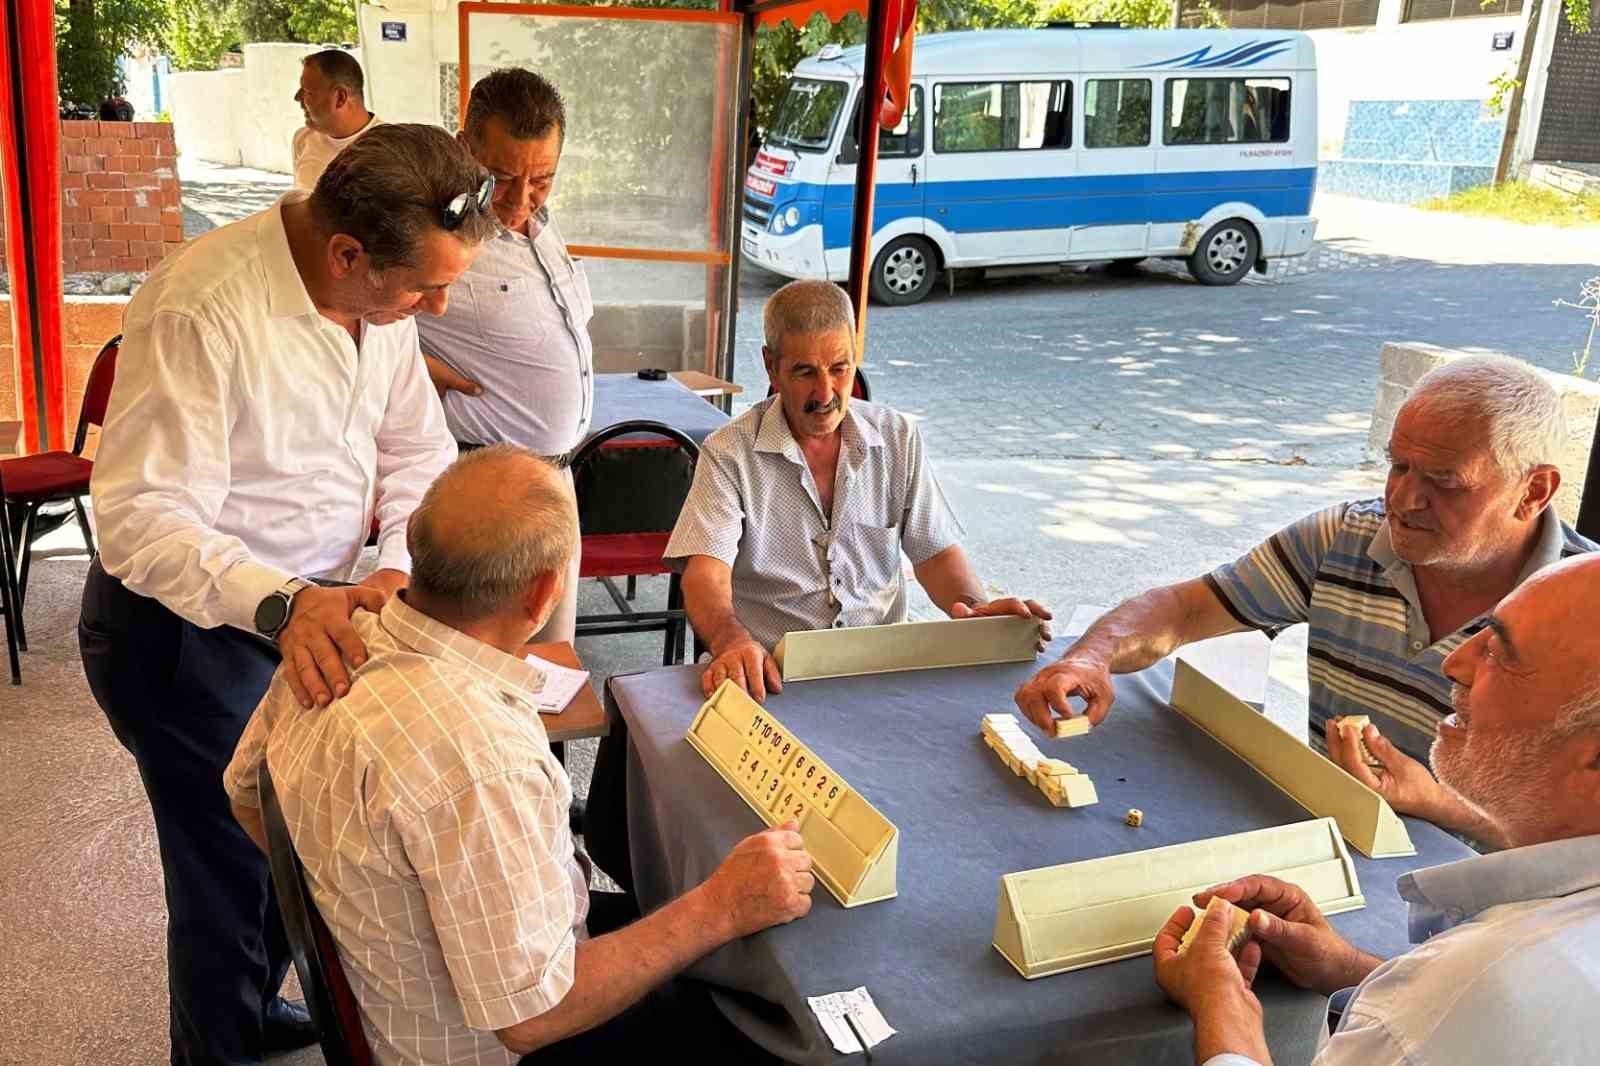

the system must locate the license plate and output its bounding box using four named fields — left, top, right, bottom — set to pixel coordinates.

left=745, top=173, right=776, bottom=198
